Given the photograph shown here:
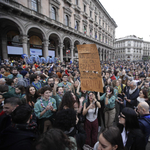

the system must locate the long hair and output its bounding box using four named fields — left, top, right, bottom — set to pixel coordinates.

left=106, top=86, right=114, bottom=98
left=58, top=91, right=75, bottom=111
left=122, top=107, right=139, bottom=131
left=102, top=127, right=125, bottom=150
left=15, top=85, right=25, bottom=95
left=86, top=92, right=97, bottom=114
left=26, top=85, right=38, bottom=103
